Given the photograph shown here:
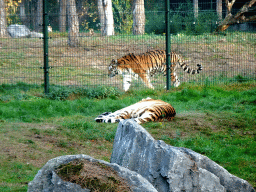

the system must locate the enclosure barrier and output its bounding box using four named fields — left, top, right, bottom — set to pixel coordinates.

left=0, top=0, right=255, bottom=94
